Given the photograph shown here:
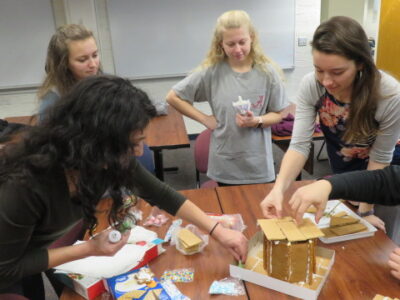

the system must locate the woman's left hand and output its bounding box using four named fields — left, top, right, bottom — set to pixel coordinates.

left=212, top=225, right=248, bottom=263
left=363, top=214, right=386, bottom=232
left=236, top=111, right=258, bottom=128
